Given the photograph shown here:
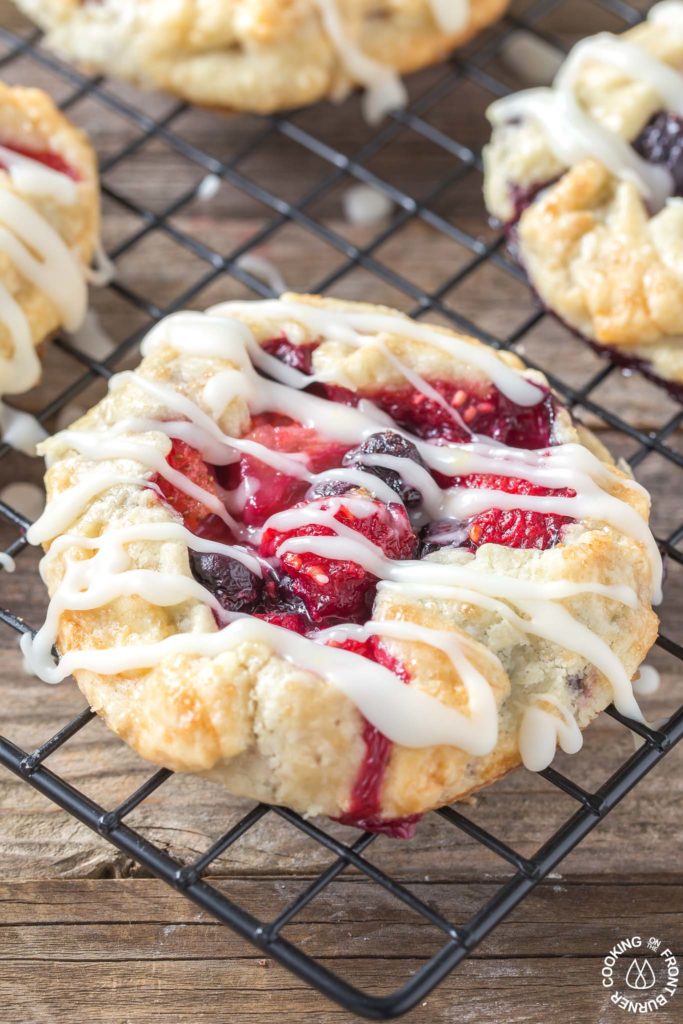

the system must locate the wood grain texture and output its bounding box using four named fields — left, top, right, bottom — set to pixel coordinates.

left=0, top=0, right=682, bottom=1021
left=1, top=880, right=681, bottom=1023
